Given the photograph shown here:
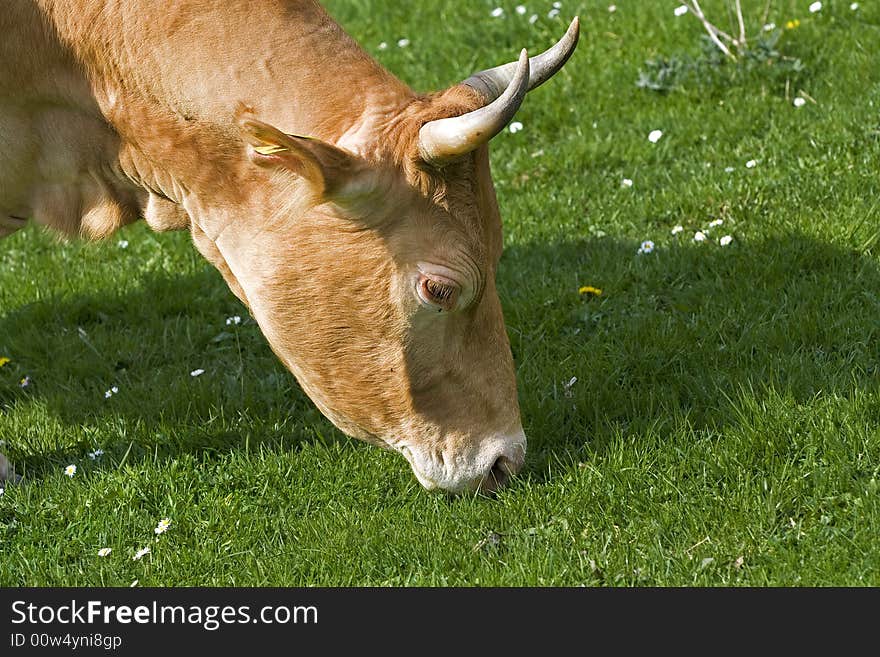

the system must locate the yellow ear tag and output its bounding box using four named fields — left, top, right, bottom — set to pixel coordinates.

left=253, top=143, right=288, bottom=155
